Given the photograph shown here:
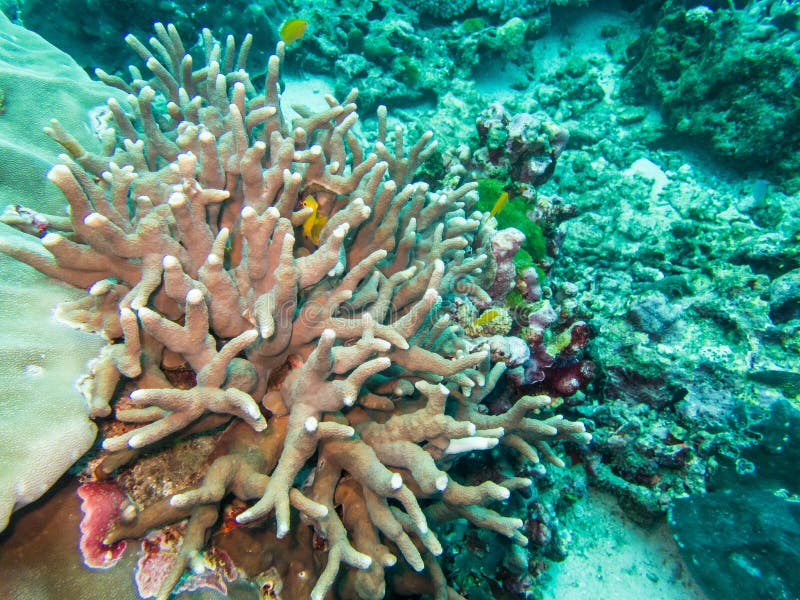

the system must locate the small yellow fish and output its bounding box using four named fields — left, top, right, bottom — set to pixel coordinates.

left=279, top=19, right=308, bottom=45
left=473, top=308, right=501, bottom=327
left=302, top=195, right=328, bottom=245
left=489, top=191, right=508, bottom=217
